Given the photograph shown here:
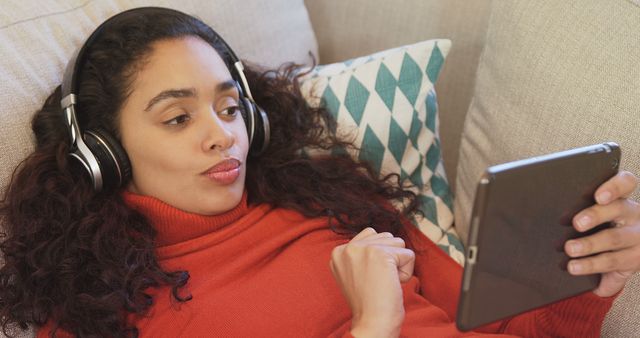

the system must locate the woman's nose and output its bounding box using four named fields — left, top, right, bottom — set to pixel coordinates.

left=202, top=109, right=235, bottom=152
